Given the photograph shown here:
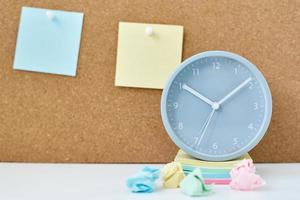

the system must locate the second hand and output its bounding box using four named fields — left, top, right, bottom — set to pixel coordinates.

left=197, top=108, right=216, bottom=146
